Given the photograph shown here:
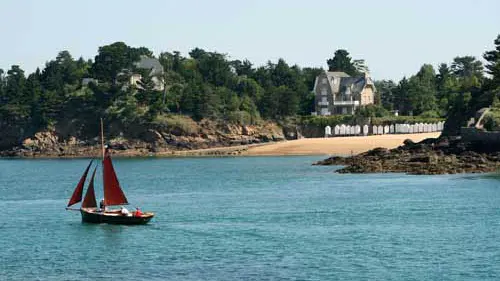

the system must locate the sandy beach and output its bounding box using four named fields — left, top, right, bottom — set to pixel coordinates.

left=242, top=132, right=440, bottom=156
